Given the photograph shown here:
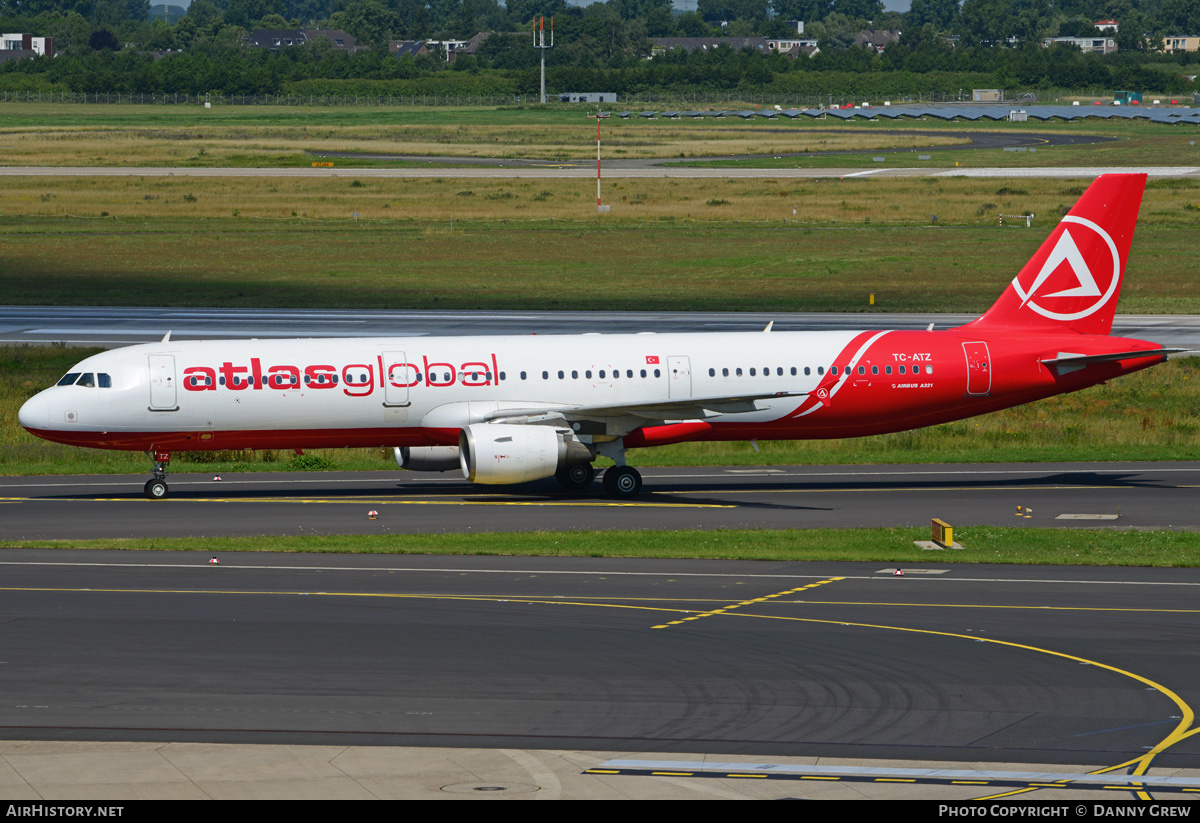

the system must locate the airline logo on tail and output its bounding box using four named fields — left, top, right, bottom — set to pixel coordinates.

left=1012, top=216, right=1121, bottom=322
